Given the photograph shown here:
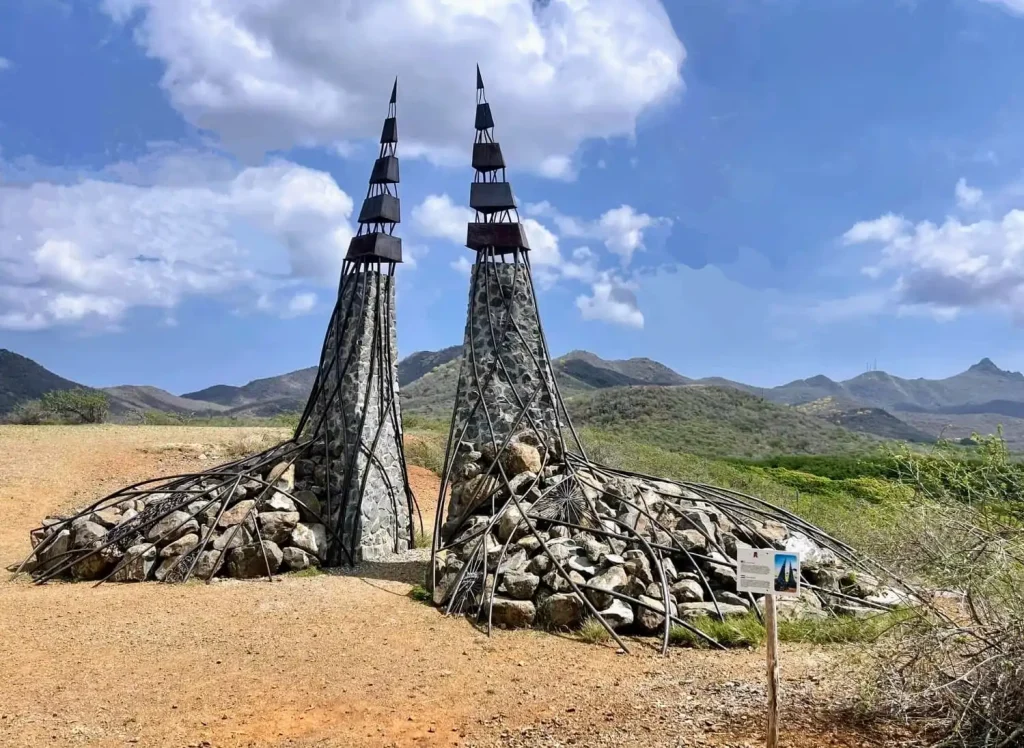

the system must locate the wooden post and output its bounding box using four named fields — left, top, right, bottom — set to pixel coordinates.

left=765, top=594, right=780, bottom=748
